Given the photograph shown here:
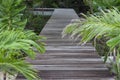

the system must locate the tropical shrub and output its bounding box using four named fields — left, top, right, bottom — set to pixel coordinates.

left=0, top=0, right=46, bottom=79
left=39, top=0, right=59, bottom=8
left=0, top=0, right=27, bottom=30
left=83, top=0, right=120, bottom=13
left=0, top=30, right=45, bottom=80
left=25, top=15, right=50, bottom=34
left=62, top=9, right=120, bottom=80
left=0, top=0, right=45, bottom=48
left=25, top=0, right=58, bottom=8
left=0, top=31, right=41, bottom=80
left=23, top=0, right=51, bottom=34
left=0, top=30, right=45, bottom=58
